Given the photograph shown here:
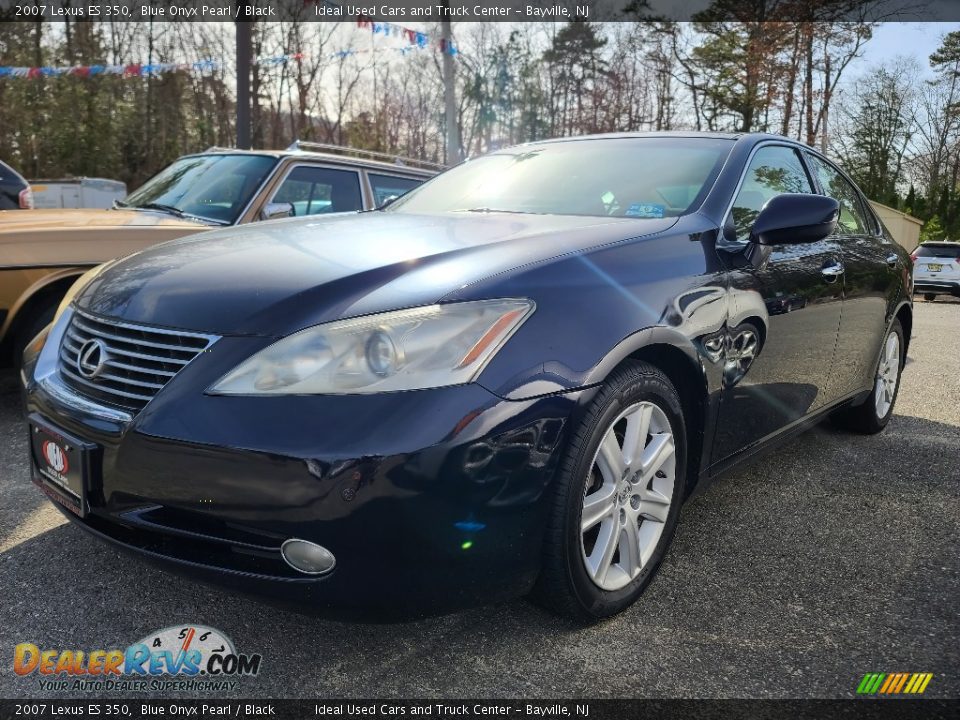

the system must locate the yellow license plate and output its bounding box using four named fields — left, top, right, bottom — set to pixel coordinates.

left=927, top=264, right=943, bottom=272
